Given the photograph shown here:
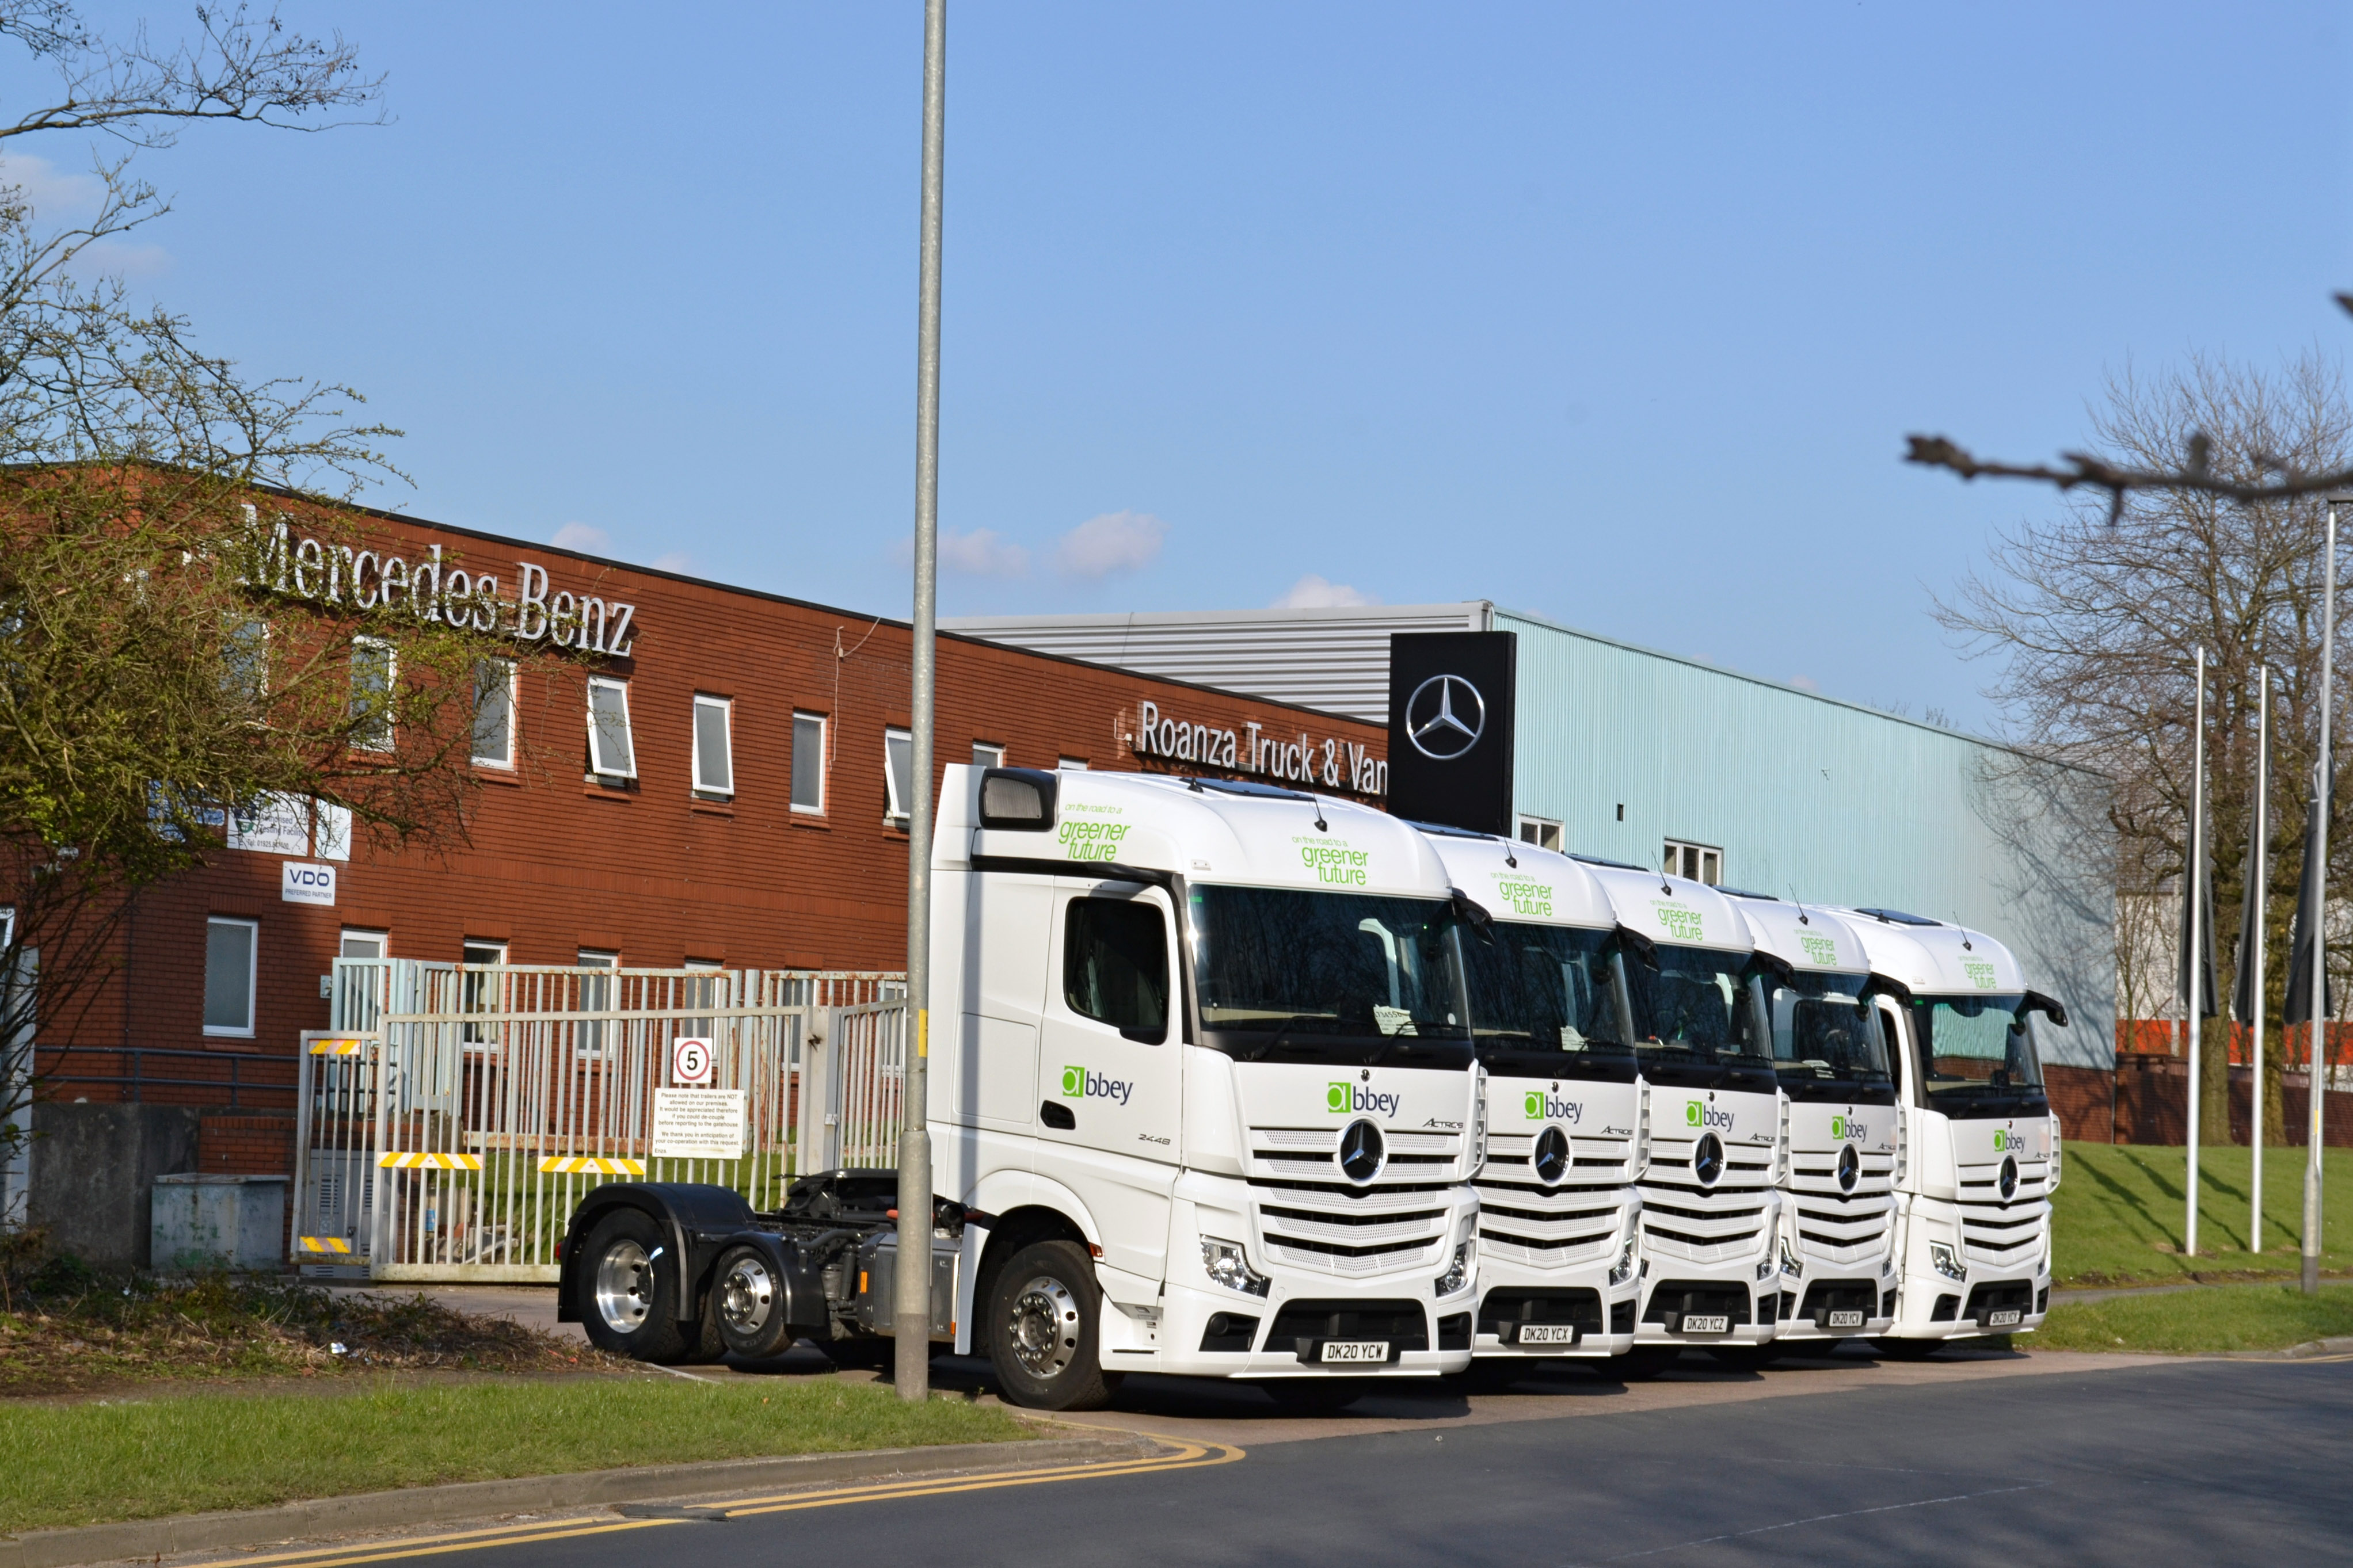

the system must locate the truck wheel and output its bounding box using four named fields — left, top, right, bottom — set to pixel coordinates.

left=712, top=1245, right=798, bottom=1360
left=577, top=1208, right=689, bottom=1363
left=984, top=1239, right=1122, bottom=1411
